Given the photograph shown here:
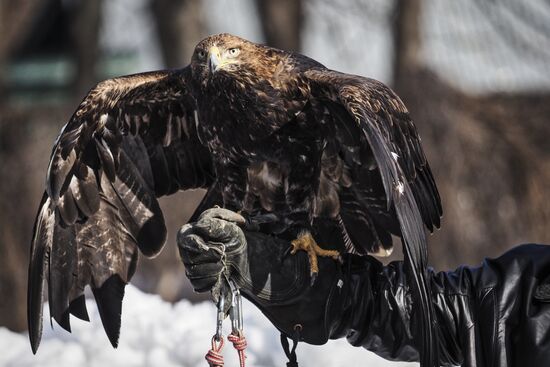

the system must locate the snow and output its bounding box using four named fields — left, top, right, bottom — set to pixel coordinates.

left=0, top=285, right=417, bottom=367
